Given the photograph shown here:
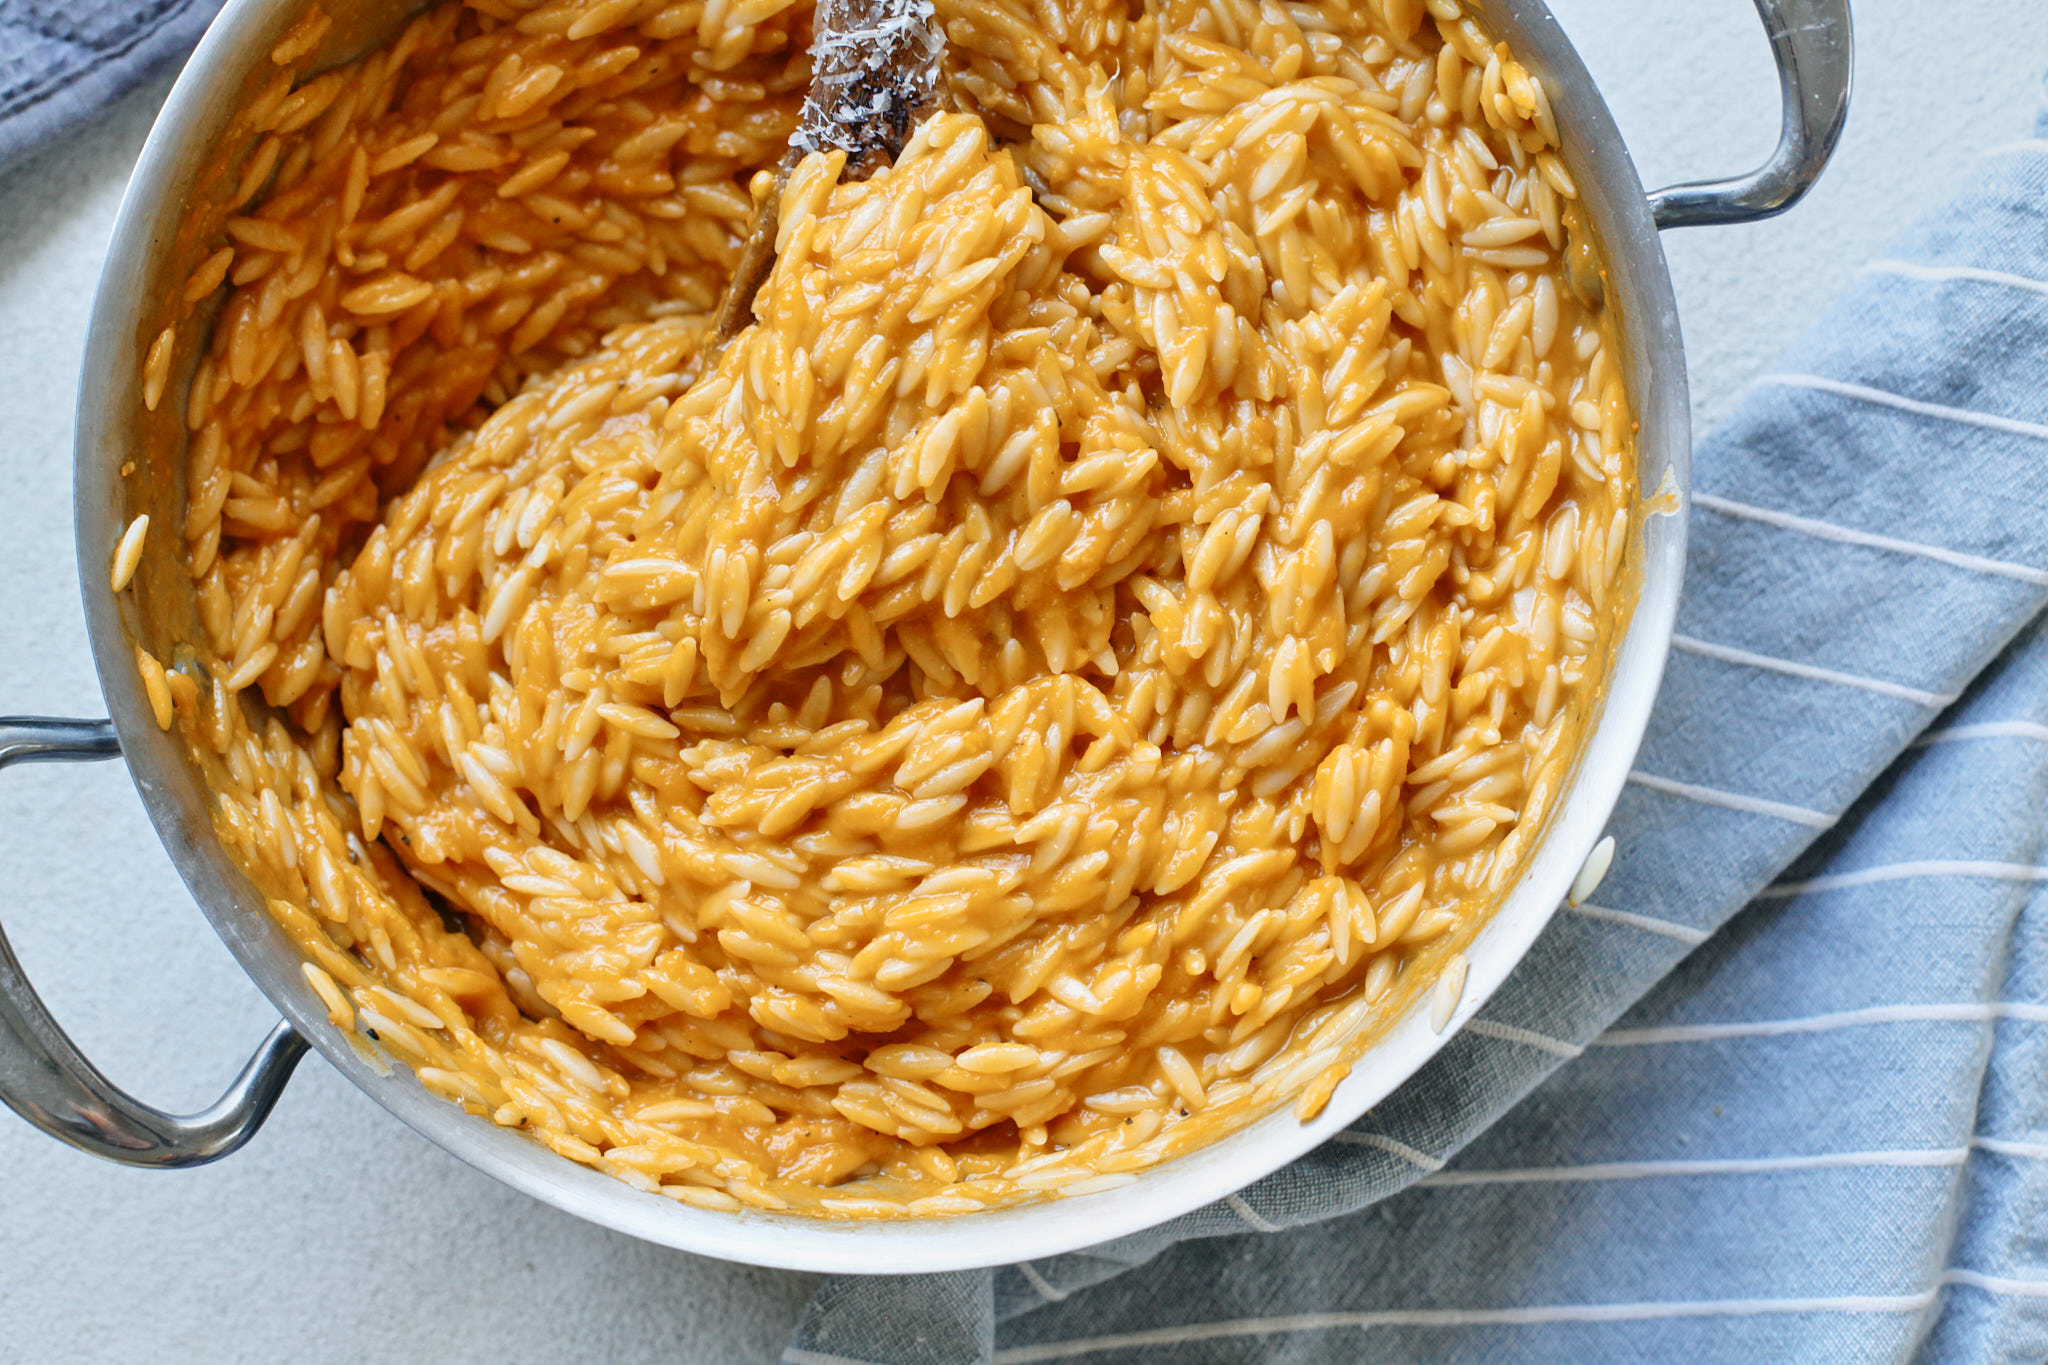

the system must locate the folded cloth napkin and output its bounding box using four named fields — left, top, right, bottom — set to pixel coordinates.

left=785, top=93, right=2048, bottom=1365
left=9, top=10, right=2045, bottom=1363
left=0, top=1, right=223, bottom=178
